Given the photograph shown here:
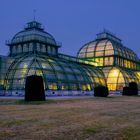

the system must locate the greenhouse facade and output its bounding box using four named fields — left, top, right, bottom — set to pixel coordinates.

left=78, top=31, right=140, bottom=91
left=0, top=21, right=106, bottom=96
left=0, top=21, right=140, bottom=96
